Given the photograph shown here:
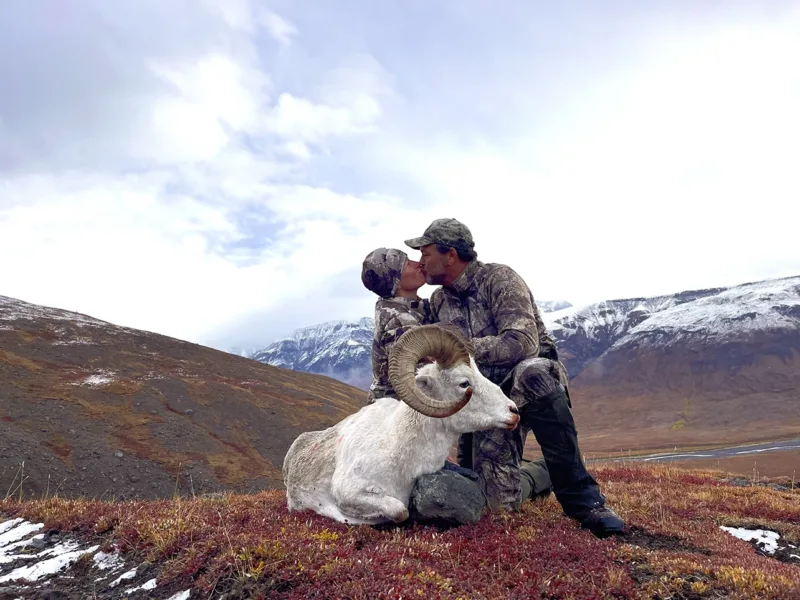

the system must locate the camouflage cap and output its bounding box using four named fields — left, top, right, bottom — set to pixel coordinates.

left=361, top=248, right=408, bottom=298
left=404, top=218, right=475, bottom=253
